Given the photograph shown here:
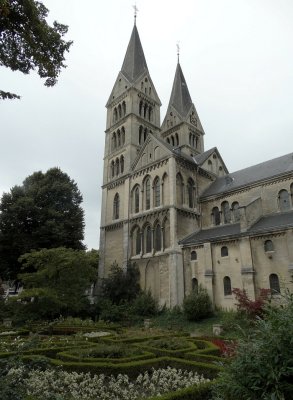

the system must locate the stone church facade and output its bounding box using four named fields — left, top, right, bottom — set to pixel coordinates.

left=99, top=23, right=293, bottom=309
